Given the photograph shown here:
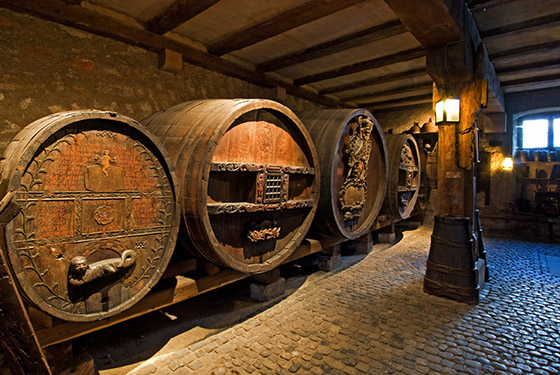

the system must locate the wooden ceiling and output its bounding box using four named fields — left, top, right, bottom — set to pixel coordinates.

left=2, top=0, right=560, bottom=112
